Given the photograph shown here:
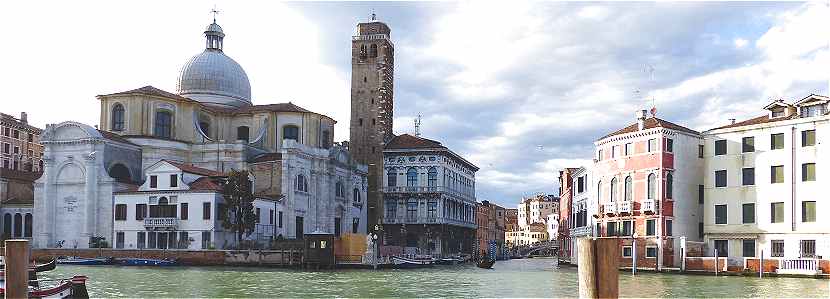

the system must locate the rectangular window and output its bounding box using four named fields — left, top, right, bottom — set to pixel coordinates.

left=714, top=240, right=728, bottom=257
left=624, top=143, right=632, bottom=156
left=180, top=203, right=188, bottom=220
left=665, top=219, right=673, bottom=236
left=27, top=134, right=33, bottom=142
left=646, top=219, right=656, bottom=236
left=256, top=208, right=261, bottom=223
left=742, top=137, right=755, bottom=153
left=698, top=222, right=704, bottom=239
left=715, top=204, right=727, bottom=224
left=770, top=165, right=784, bottom=184
left=800, top=240, right=816, bottom=258
left=622, top=246, right=633, bottom=258
left=115, top=204, right=127, bottom=221
left=116, top=232, right=125, bottom=249
left=597, top=149, right=603, bottom=161
left=150, top=175, right=158, bottom=188
left=179, top=232, right=188, bottom=249
left=698, top=144, right=704, bottom=158
left=715, top=140, right=727, bottom=155
left=665, top=138, right=674, bottom=153
left=698, top=185, right=704, bottom=204
left=621, top=220, right=632, bottom=236
left=802, top=163, right=816, bottom=181
left=2, top=143, right=8, bottom=154
left=742, top=168, right=755, bottom=186
left=715, top=170, right=727, bottom=187
left=802, top=201, right=816, bottom=222
left=135, top=204, right=146, bottom=220
left=771, top=202, right=784, bottom=223
left=771, top=133, right=784, bottom=150
left=648, top=139, right=657, bottom=152
left=606, top=221, right=617, bottom=237
left=352, top=218, right=360, bottom=234
left=148, top=232, right=157, bottom=249
left=646, top=247, right=658, bottom=258
left=201, top=231, right=211, bottom=249
left=611, top=145, right=618, bottom=158
left=802, top=130, right=816, bottom=147
left=170, top=174, right=178, bottom=187
left=771, top=240, right=784, bottom=257
left=12, top=130, right=19, bottom=139
left=278, top=211, right=284, bottom=228
left=742, top=240, right=755, bottom=257
left=203, top=202, right=211, bottom=220
left=742, top=203, right=755, bottom=224
left=269, top=210, right=274, bottom=225
left=137, top=232, right=146, bottom=249
left=13, top=146, right=19, bottom=154
left=577, top=176, right=585, bottom=193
